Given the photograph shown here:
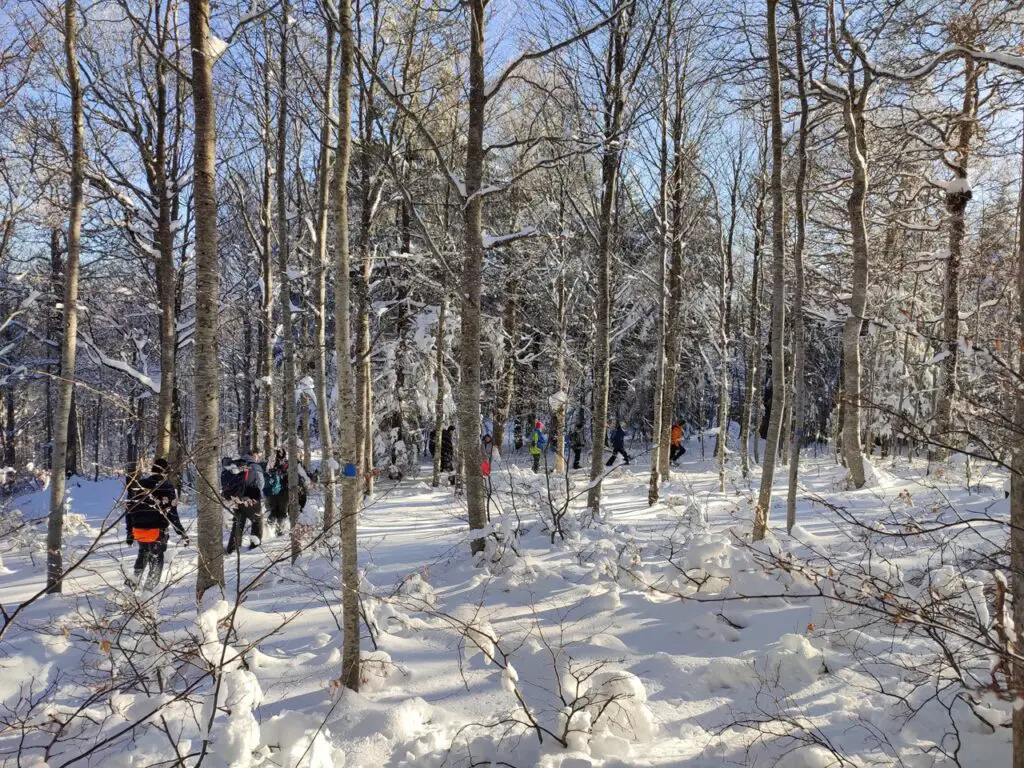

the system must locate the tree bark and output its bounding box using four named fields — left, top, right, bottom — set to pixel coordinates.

left=753, top=0, right=786, bottom=542
left=492, top=275, right=518, bottom=453
left=276, top=0, right=301, bottom=563
left=786, top=0, right=810, bottom=532
left=1010, top=106, right=1024, bottom=768
left=46, top=0, right=85, bottom=594
left=932, top=56, right=980, bottom=461
left=553, top=271, right=567, bottom=474
left=658, top=61, right=684, bottom=484
left=190, top=0, right=224, bottom=600
left=839, top=64, right=871, bottom=489
left=432, top=297, right=446, bottom=488
left=154, top=38, right=177, bottom=461
left=741, top=169, right=765, bottom=479
left=314, top=23, right=337, bottom=531
left=356, top=70, right=376, bottom=498
left=335, top=0, right=361, bottom=692
left=717, top=157, right=739, bottom=493
left=647, top=42, right=670, bottom=505
left=260, top=33, right=276, bottom=458
left=588, top=1, right=629, bottom=517
left=462, top=0, right=488, bottom=551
